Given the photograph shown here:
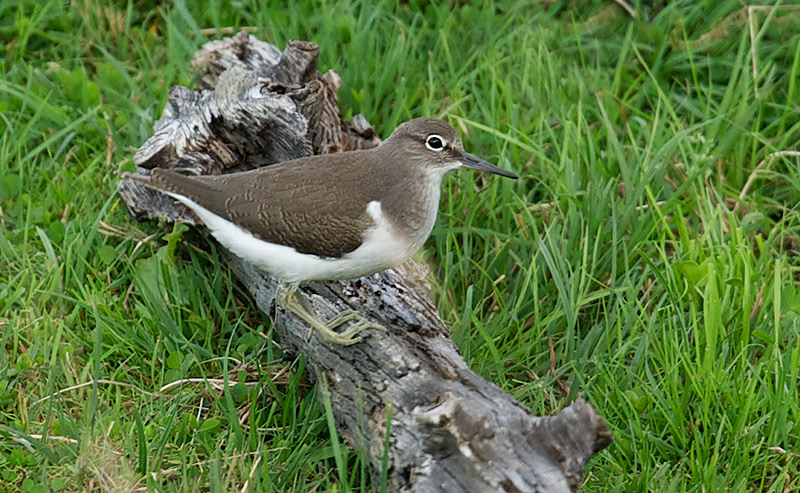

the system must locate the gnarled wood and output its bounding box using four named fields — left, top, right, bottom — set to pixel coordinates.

left=118, top=32, right=611, bottom=492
